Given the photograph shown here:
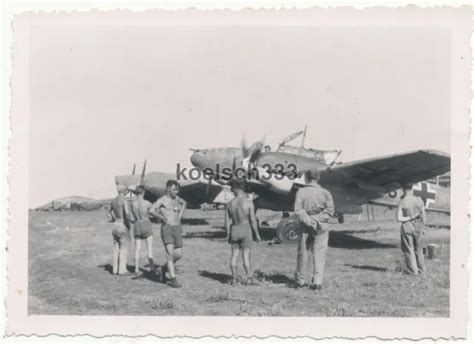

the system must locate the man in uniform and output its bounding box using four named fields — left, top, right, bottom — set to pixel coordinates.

left=150, top=180, right=187, bottom=288
left=294, top=169, right=334, bottom=290
left=397, top=183, right=426, bottom=275
left=107, top=183, right=132, bottom=275
left=225, top=179, right=261, bottom=285
left=130, top=186, right=155, bottom=274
